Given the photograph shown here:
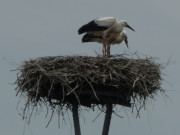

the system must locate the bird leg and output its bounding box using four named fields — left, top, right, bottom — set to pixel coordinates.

left=105, top=43, right=107, bottom=56
left=102, top=41, right=107, bottom=56
left=102, top=42, right=105, bottom=56
left=107, top=44, right=111, bottom=57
